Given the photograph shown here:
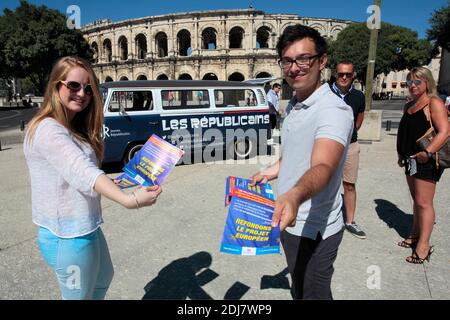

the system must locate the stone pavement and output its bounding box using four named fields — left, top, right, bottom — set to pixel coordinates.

left=0, top=128, right=448, bottom=300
